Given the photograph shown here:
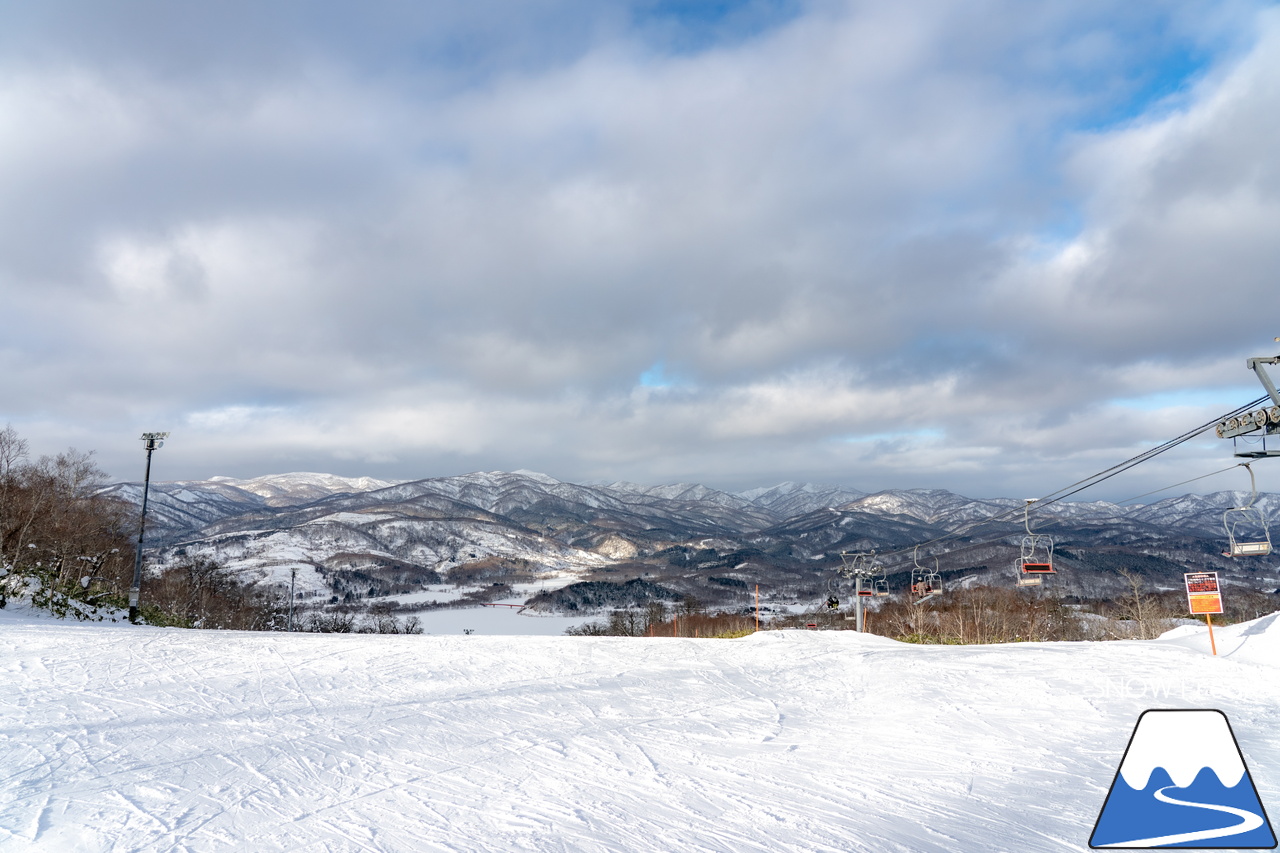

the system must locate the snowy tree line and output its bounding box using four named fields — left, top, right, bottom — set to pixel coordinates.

left=0, top=427, right=284, bottom=628
left=0, top=426, right=431, bottom=633
left=0, top=425, right=137, bottom=618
